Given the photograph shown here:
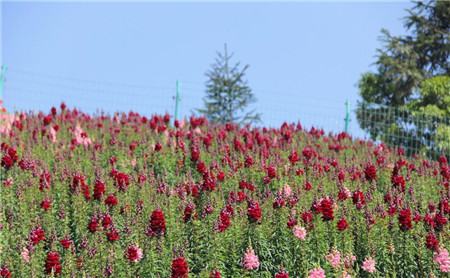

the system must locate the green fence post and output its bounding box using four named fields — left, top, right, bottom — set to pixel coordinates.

left=344, top=99, right=350, bottom=133
left=174, top=80, right=180, bottom=123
